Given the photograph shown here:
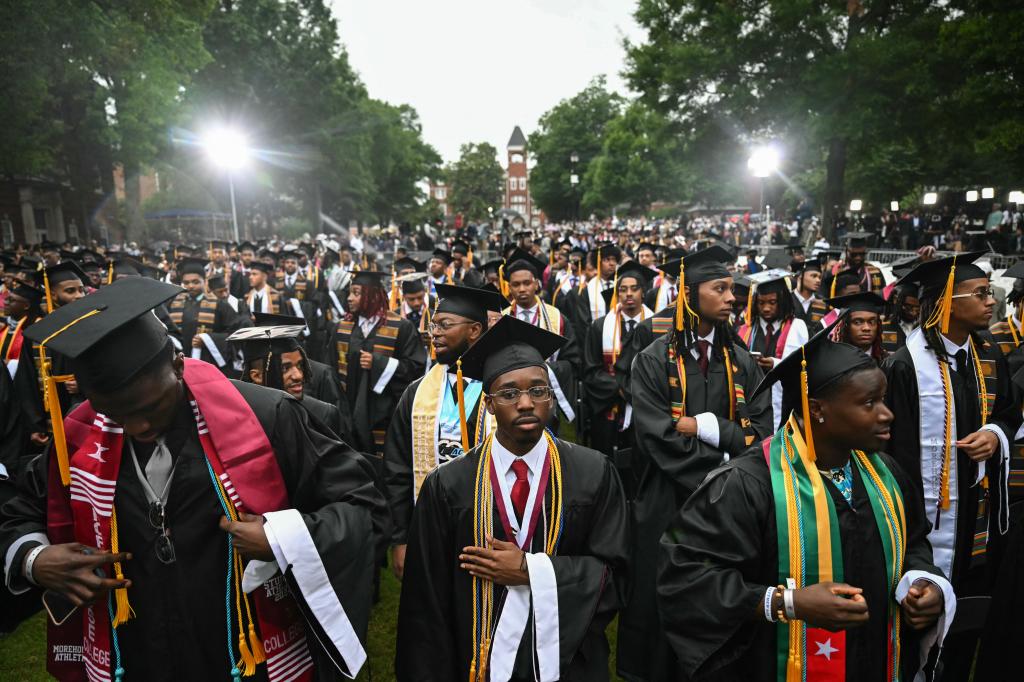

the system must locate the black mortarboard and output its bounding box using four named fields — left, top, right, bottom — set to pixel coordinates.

left=228, top=323, right=306, bottom=363
left=513, top=229, right=533, bottom=240
left=280, top=249, right=301, bottom=261
left=657, top=245, right=733, bottom=286
left=23, top=278, right=183, bottom=393
left=249, top=261, right=275, bottom=275
left=434, top=283, right=505, bottom=325
left=257, top=249, right=279, bottom=265
left=1002, top=261, right=1024, bottom=280
left=733, top=274, right=752, bottom=294
left=253, top=312, right=304, bottom=328
left=749, top=269, right=795, bottom=296
left=431, top=248, right=452, bottom=265
left=451, top=239, right=470, bottom=256
left=352, top=270, right=388, bottom=289
left=9, top=283, right=44, bottom=308
left=456, top=315, right=566, bottom=392
left=208, top=240, right=230, bottom=251
left=109, top=258, right=143, bottom=279
left=177, top=257, right=207, bottom=277
left=37, top=261, right=88, bottom=287
left=208, top=275, right=227, bottom=290
left=399, top=272, right=427, bottom=294
left=762, top=250, right=792, bottom=270
left=889, top=255, right=920, bottom=278
left=505, top=248, right=546, bottom=278
left=479, top=259, right=504, bottom=275
left=824, top=267, right=866, bottom=298
left=636, top=242, right=657, bottom=255
left=237, top=241, right=258, bottom=253
left=77, top=249, right=105, bottom=264
left=751, top=315, right=875, bottom=406
left=896, top=251, right=987, bottom=300
left=825, top=291, right=885, bottom=314
left=843, top=232, right=873, bottom=248
left=786, top=245, right=805, bottom=255
left=614, top=260, right=655, bottom=288
left=794, top=256, right=824, bottom=273
left=394, top=257, right=425, bottom=274
left=81, top=260, right=104, bottom=273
